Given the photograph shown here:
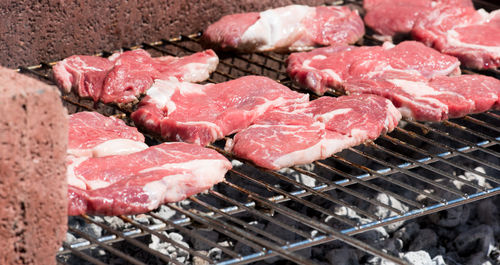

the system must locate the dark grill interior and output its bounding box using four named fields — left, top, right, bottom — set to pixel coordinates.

left=17, top=1, right=500, bottom=264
